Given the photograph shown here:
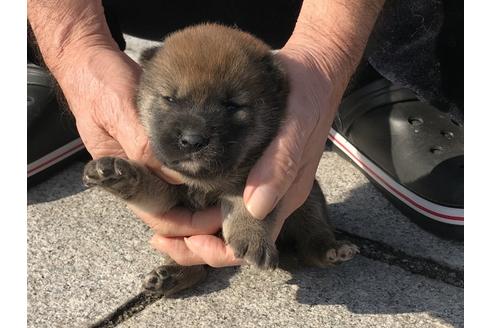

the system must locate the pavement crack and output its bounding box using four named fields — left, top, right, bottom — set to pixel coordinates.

left=335, top=230, right=463, bottom=288
left=89, top=291, right=163, bottom=328
left=90, top=230, right=462, bottom=327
